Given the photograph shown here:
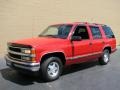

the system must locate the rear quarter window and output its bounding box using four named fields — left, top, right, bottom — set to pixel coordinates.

left=90, top=26, right=102, bottom=39
left=102, top=26, right=115, bottom=38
